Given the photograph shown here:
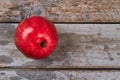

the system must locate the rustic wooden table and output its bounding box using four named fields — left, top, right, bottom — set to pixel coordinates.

left=0, top=0, right=120, bottom=80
